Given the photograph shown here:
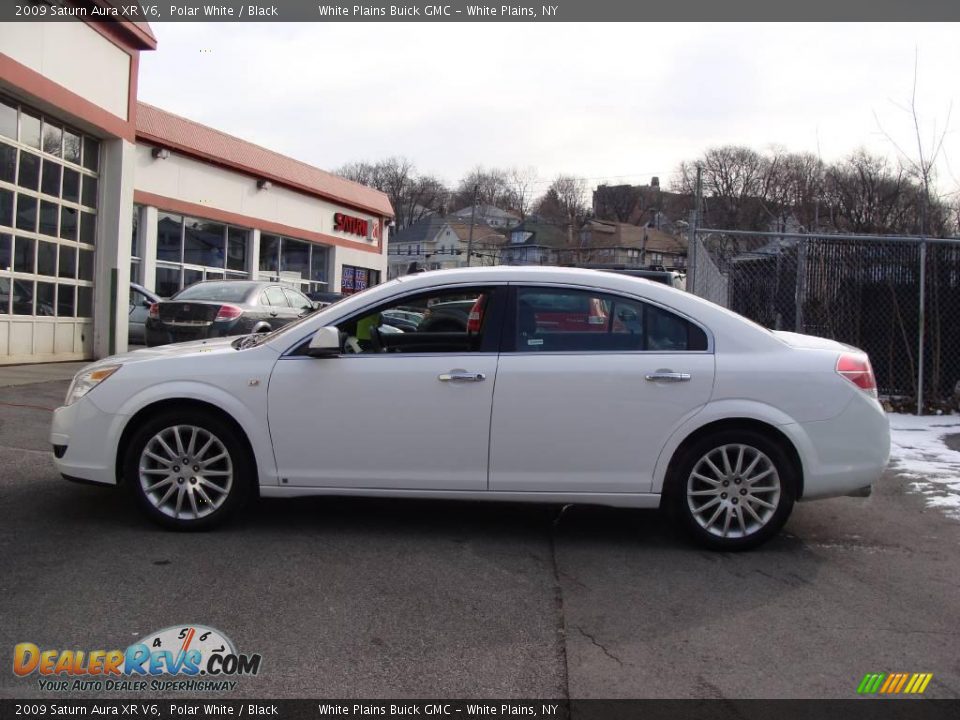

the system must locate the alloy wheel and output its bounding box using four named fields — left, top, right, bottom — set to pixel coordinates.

left=138, top=425, right=234, bottom=520
left=686, top=443, right=781, bottom=539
